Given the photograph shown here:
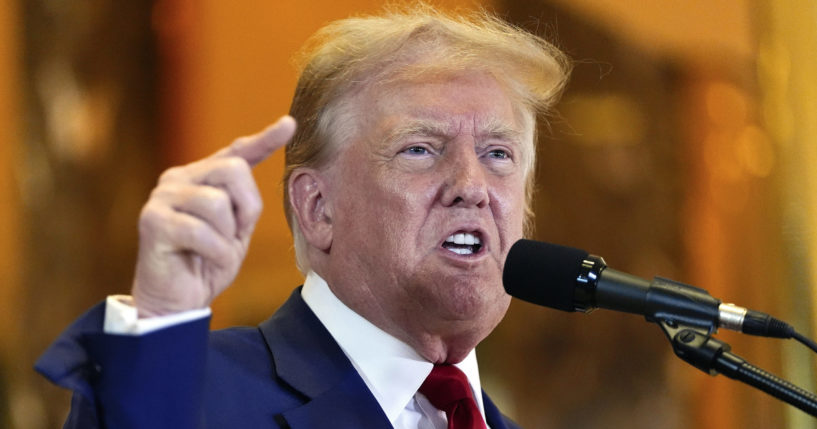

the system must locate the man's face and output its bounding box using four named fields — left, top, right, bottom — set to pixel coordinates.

left=323, top=72, right=530, bottom=356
